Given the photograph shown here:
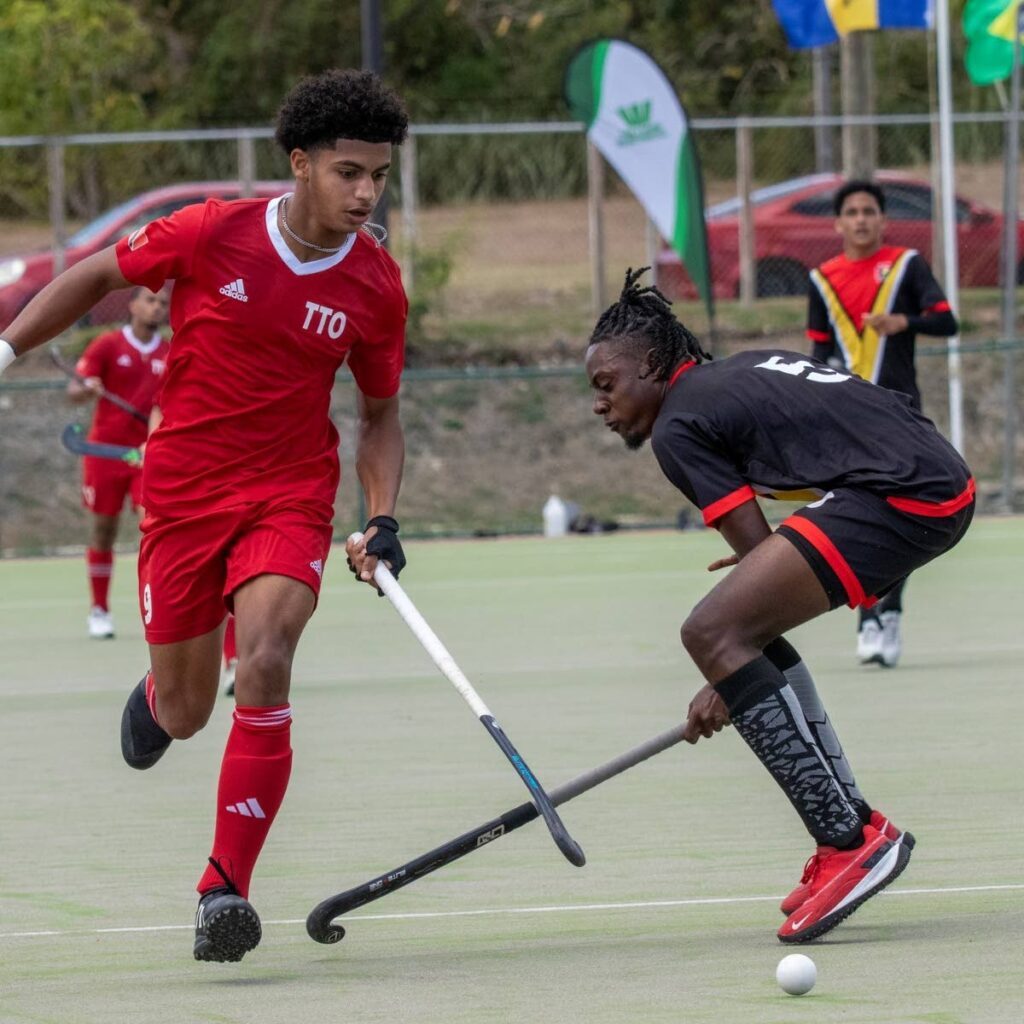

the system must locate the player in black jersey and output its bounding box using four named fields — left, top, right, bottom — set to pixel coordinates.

left=585, top=268, right=974, bottom=945
left=807, top=179, right=958, bottom=667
